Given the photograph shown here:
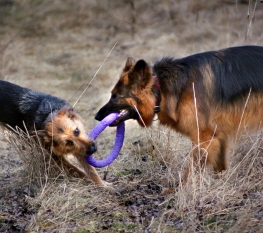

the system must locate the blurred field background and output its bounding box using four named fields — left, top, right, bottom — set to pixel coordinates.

left=0, top=0, right=263, bottom=232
